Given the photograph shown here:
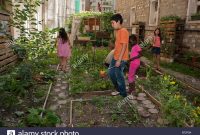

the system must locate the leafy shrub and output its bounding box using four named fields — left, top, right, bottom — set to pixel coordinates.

left=26, top=108, right=60, bottom=127
left=11, top=44, right=27, bottom=59
left=161, top=15, right=181, bottom=21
